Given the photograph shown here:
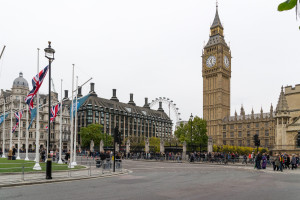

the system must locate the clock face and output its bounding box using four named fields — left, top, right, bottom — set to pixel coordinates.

left=206, top=56, right=216, bottom=68
left=224, top=56, right=230, bottom=67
